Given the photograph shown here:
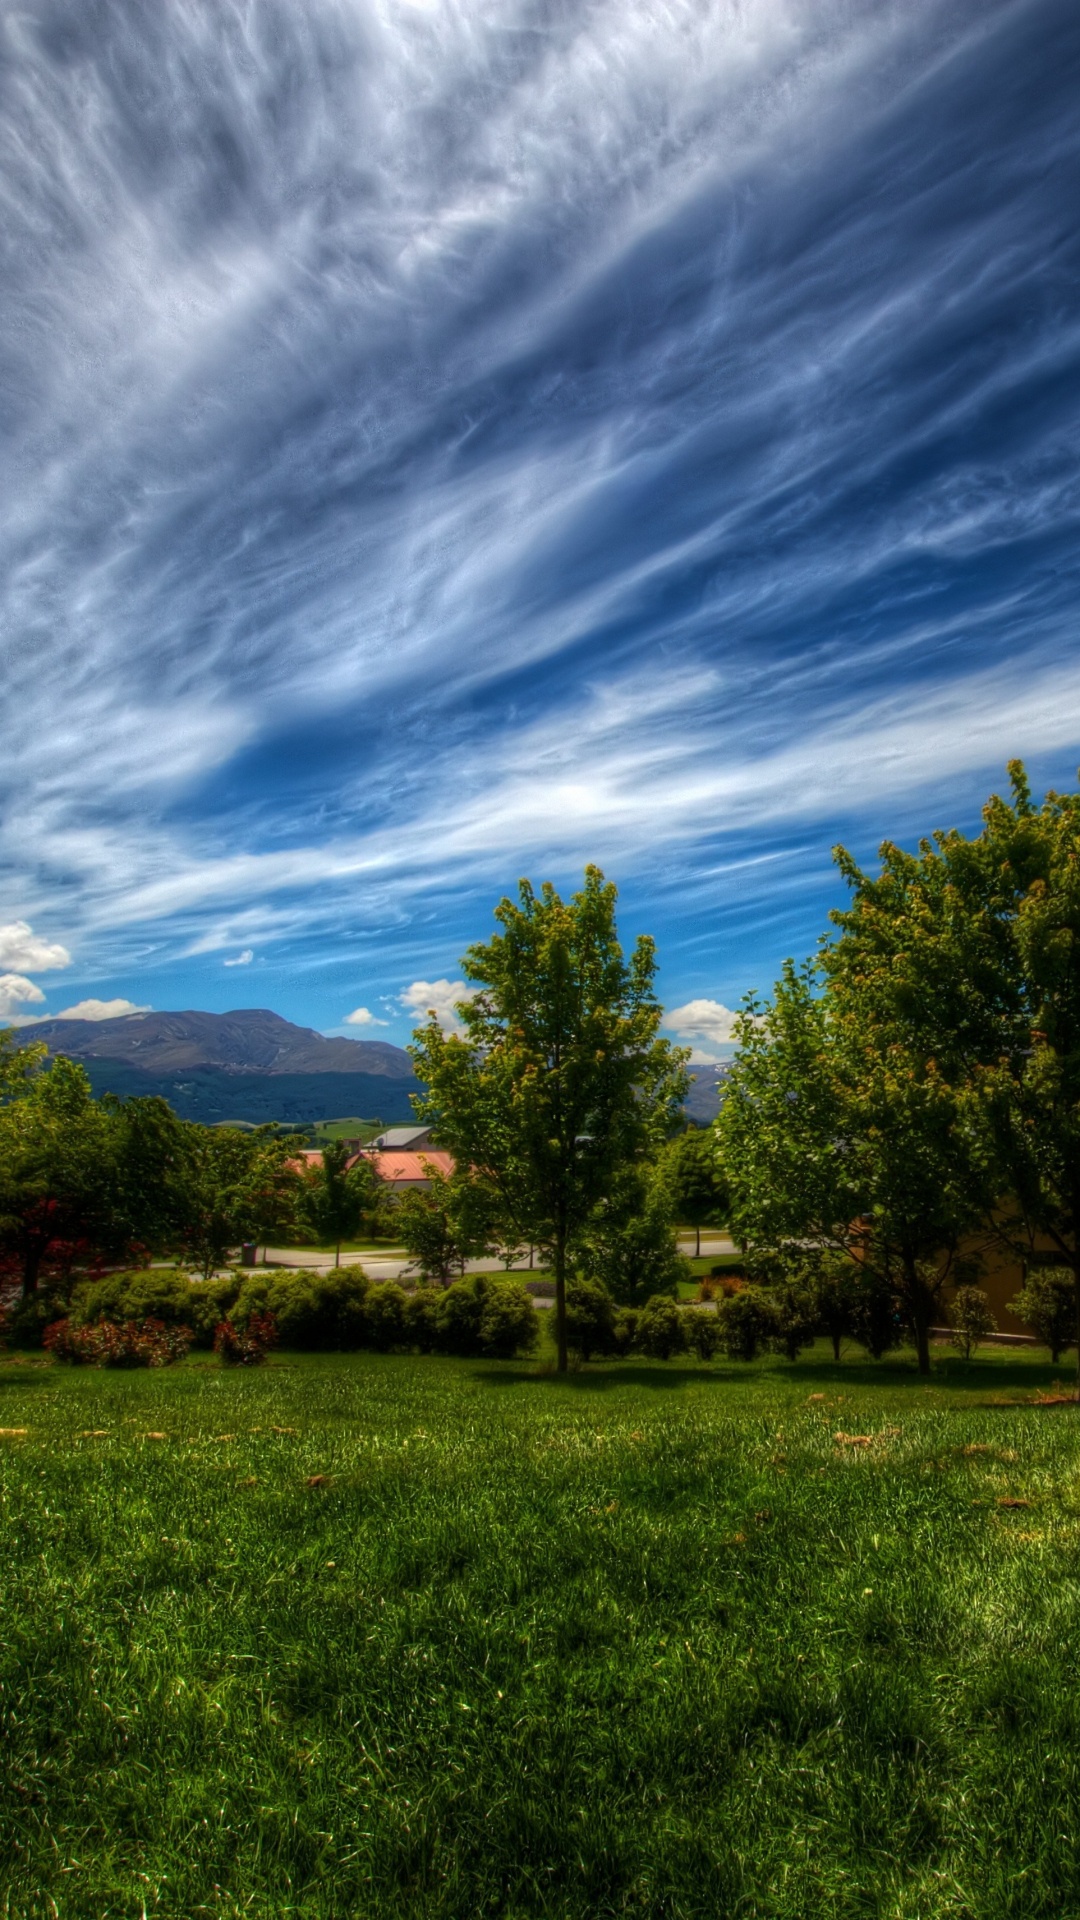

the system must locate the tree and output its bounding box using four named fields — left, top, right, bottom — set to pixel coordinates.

left=1009, top=1269, right=1076, bottom=1363
left=719, top=955, right=993, bottom=1375
left=575, top=1160, right=691, bottom=1305
left=175, top=1125, right=301, bottom=1281
left=0, top=1056, right=123, bottom=1293
left=409, top=867, right=688, bottom=1372
left=665, top=1126, right=729, bottom=1255
left=948, top=1285, right=997, bottom=1360
left=396, top=1162, right=498, bottom=1284
left=301, top=1140, right=382, bottom=1265
left=819, top=763, right=1080, bottom=1393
